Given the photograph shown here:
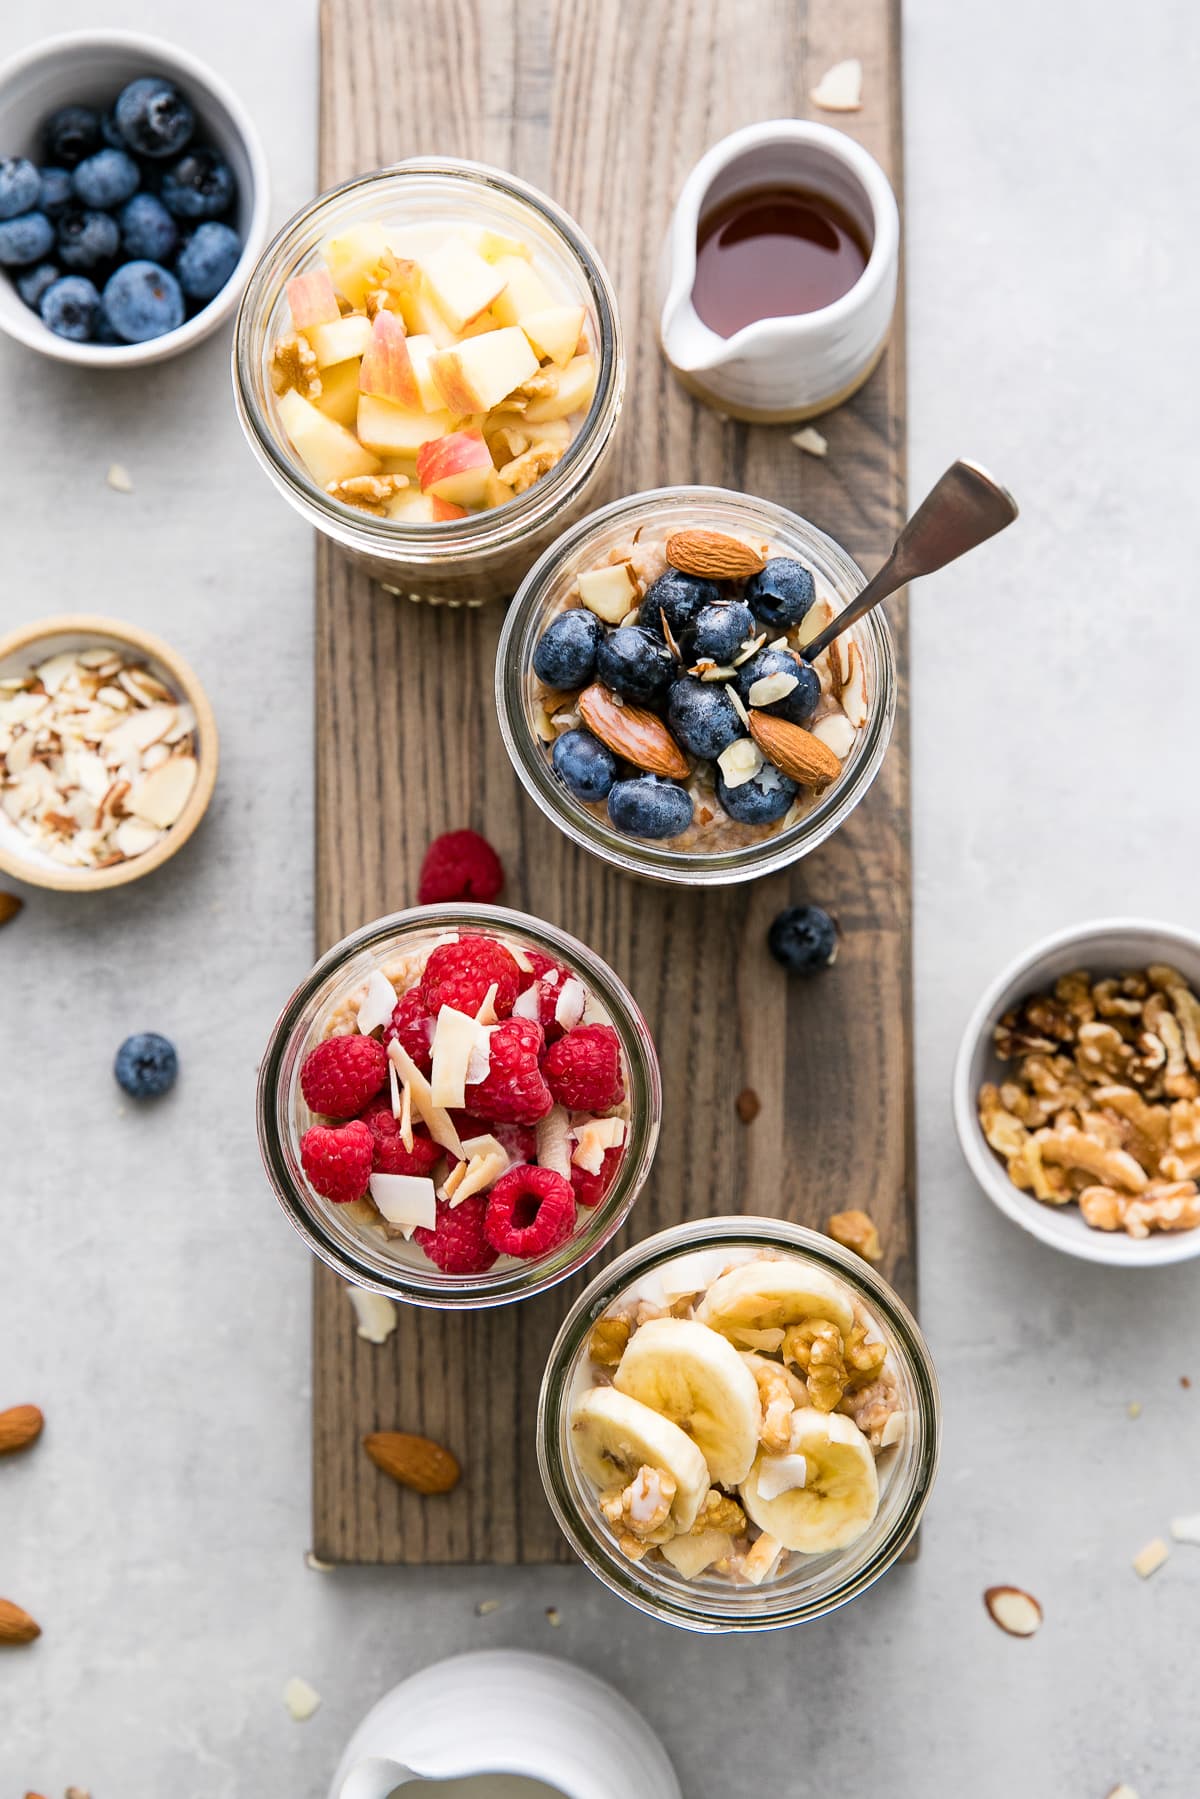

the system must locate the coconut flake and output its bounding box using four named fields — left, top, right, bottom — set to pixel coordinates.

left=283, top=1676, right=321, bottom=1721
left=347, top=1285, right=398, bottom=1344
left=810, top=57, right=863, bottom=111
left=554, top=976, right=586, bottom=1032
left=368, top=1172, right=437, bottom=1236
left=356, top=969, right=397, bottom=1036
left=791, top=426, right=828, bottom=457
left=756, top=1454, right=808, bottom=1501
left=512, top=985, right=541, bottom=1021
left=1170, top=1513, right=1200, bottom=1545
